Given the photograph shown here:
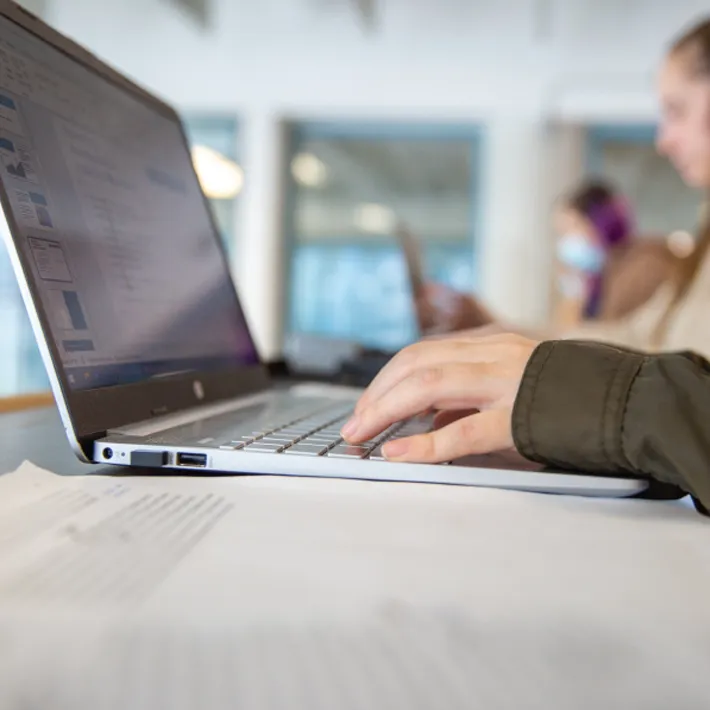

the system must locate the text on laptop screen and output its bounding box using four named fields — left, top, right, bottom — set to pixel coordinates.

left=0, top=15, right=259, bottom=390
